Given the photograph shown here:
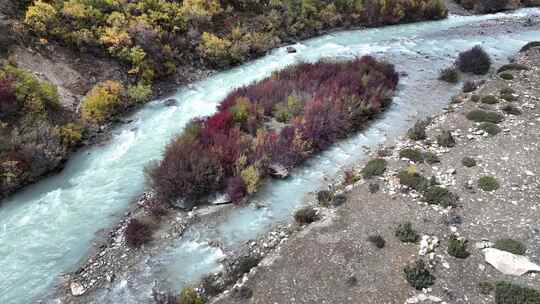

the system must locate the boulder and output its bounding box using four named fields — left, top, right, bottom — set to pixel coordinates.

left=70, top=282, right=86, bottom=296
left=163, top=98, right=177, bottom=107
left=286, top=46, right=297, bottom=53
left=484, top=248, right=540, bottom=276
left=211, top=193, right=232, bottom=205
left=268, top=163, right=289, bottom=179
